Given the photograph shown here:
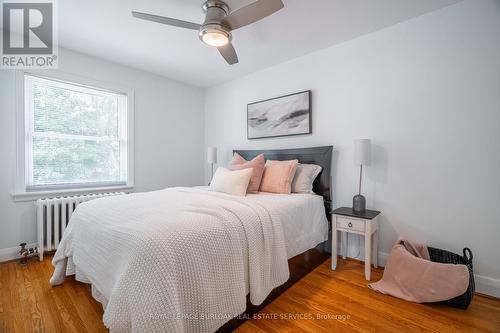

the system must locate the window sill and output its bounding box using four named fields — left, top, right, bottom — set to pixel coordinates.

left=13, top=185, right=134, bottom=202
